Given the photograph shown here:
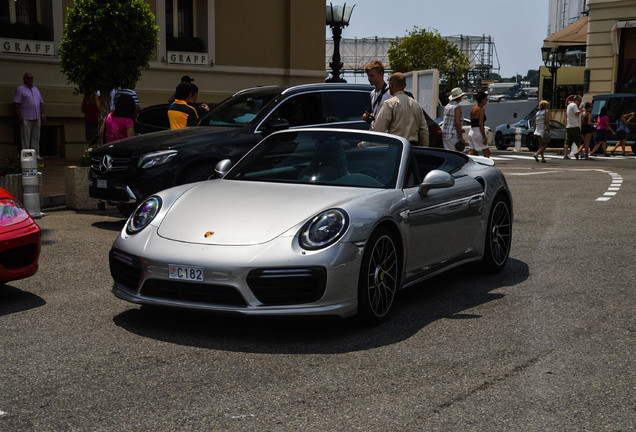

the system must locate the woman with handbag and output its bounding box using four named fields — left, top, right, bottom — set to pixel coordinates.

left=442, top=87, right=466, bottom=152
left=533, top=100, right=550, bottom=163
